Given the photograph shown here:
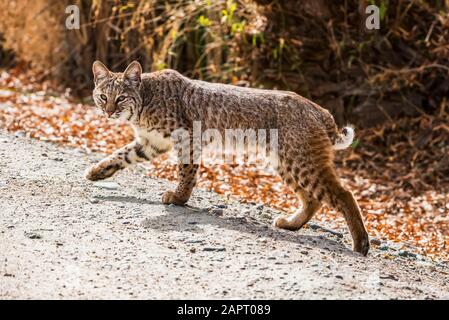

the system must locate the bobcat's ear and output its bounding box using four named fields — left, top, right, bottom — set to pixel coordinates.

left=123, top=61, right=142, bottom=88
left=92, top=61, right=111, bottom=85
